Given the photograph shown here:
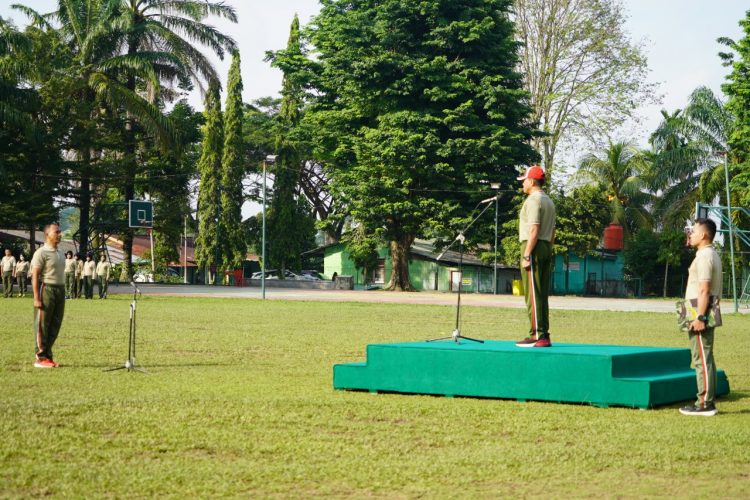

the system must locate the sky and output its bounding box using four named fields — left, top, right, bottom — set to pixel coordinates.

left=2, top=0, right=747, bottom=148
